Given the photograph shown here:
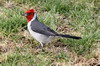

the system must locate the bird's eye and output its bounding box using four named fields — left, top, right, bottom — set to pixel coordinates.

left=27, top=13, right=32, bottom=15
